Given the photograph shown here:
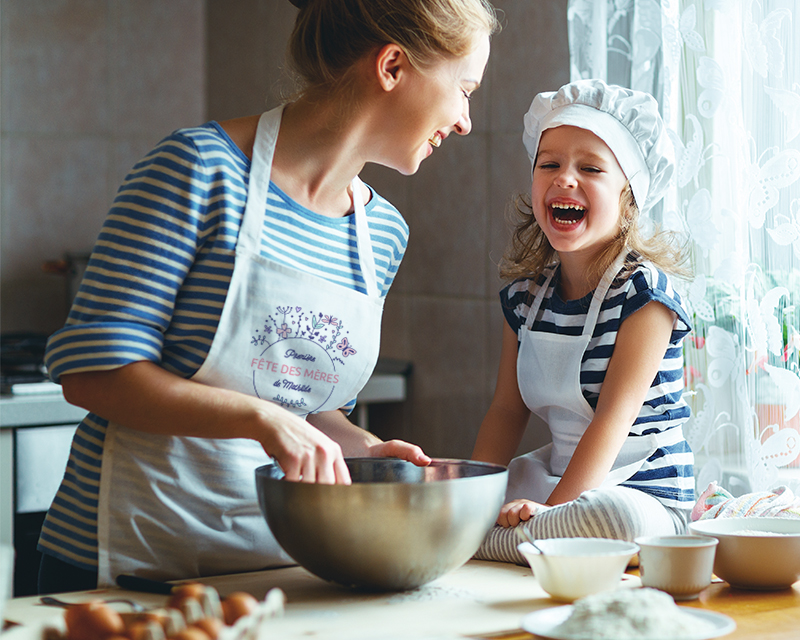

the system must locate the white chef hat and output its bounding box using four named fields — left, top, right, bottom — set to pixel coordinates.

left=522, top=79, right=674, bottom=215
